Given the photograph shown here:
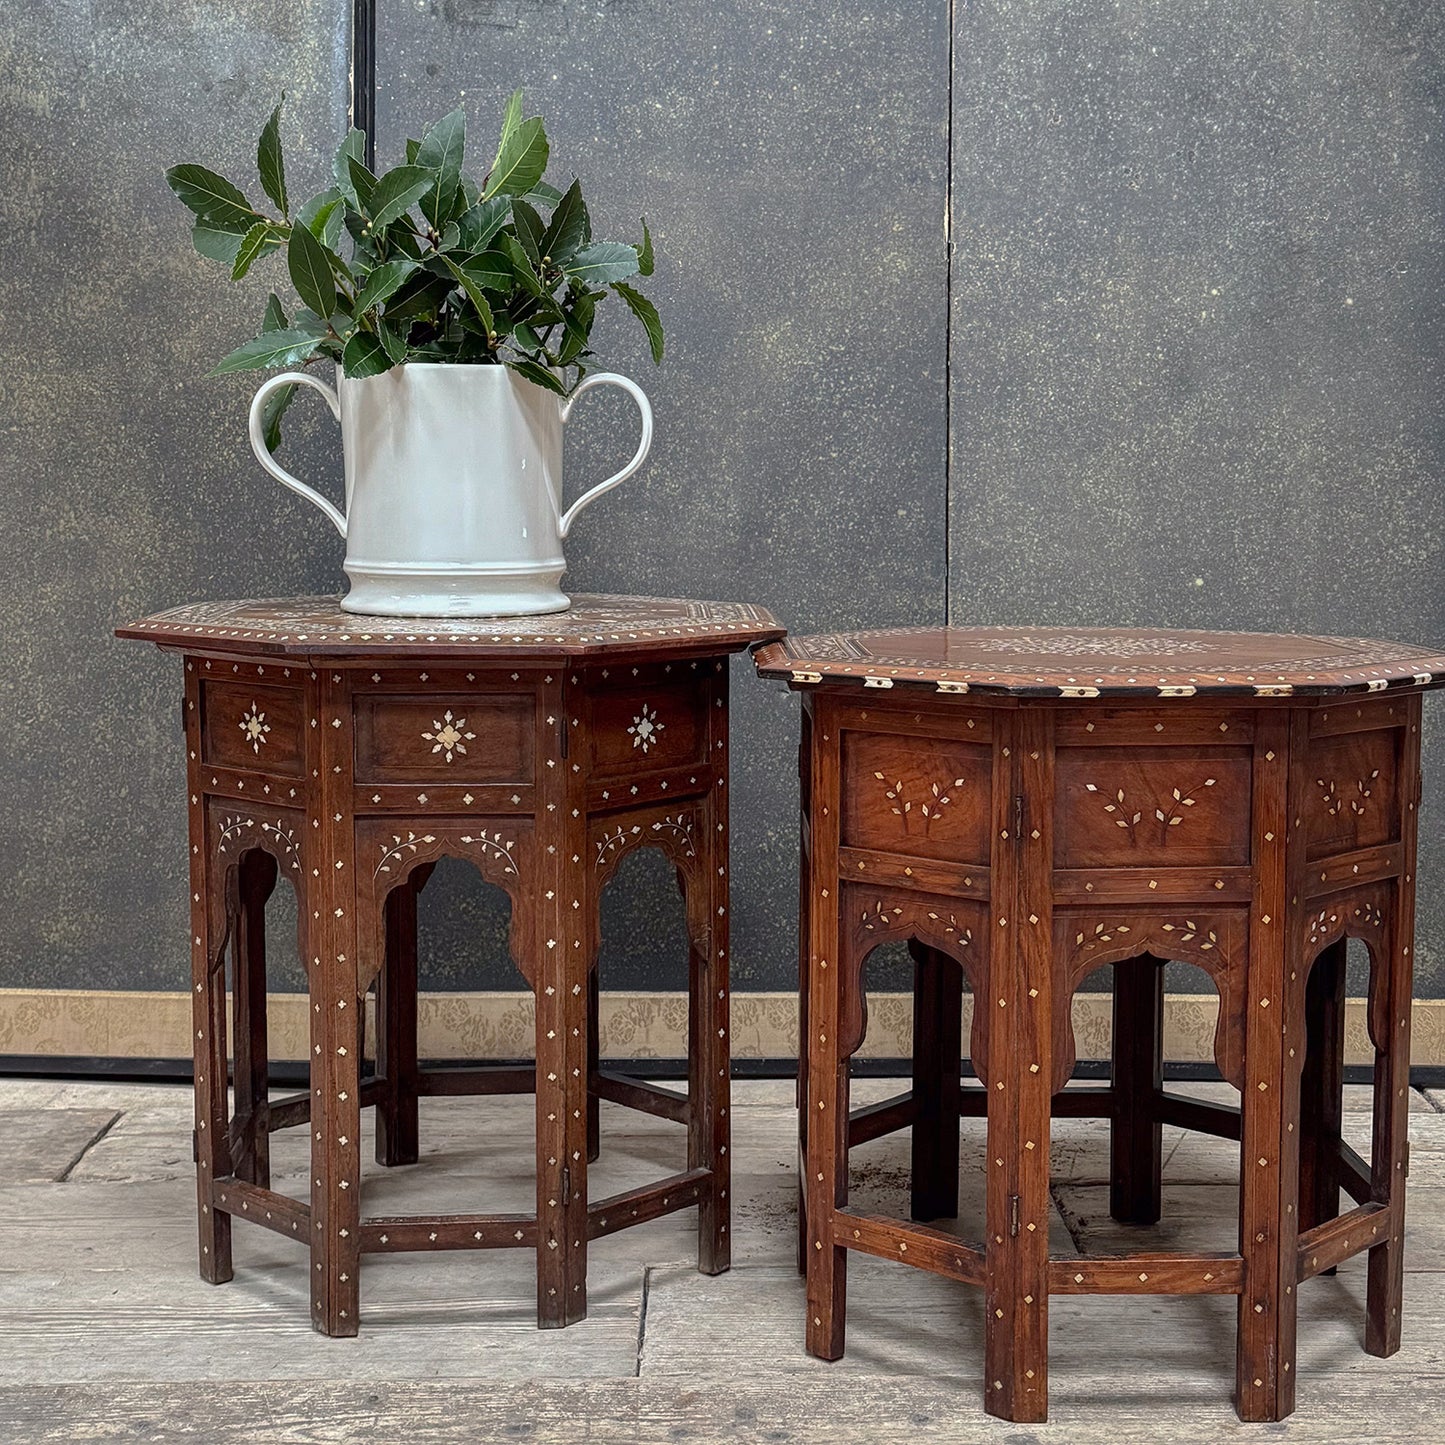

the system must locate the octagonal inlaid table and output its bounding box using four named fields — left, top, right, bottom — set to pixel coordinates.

left=754, top=624, right=1445, bottom=1423
left=118, top=594, right=783, bottom=1335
